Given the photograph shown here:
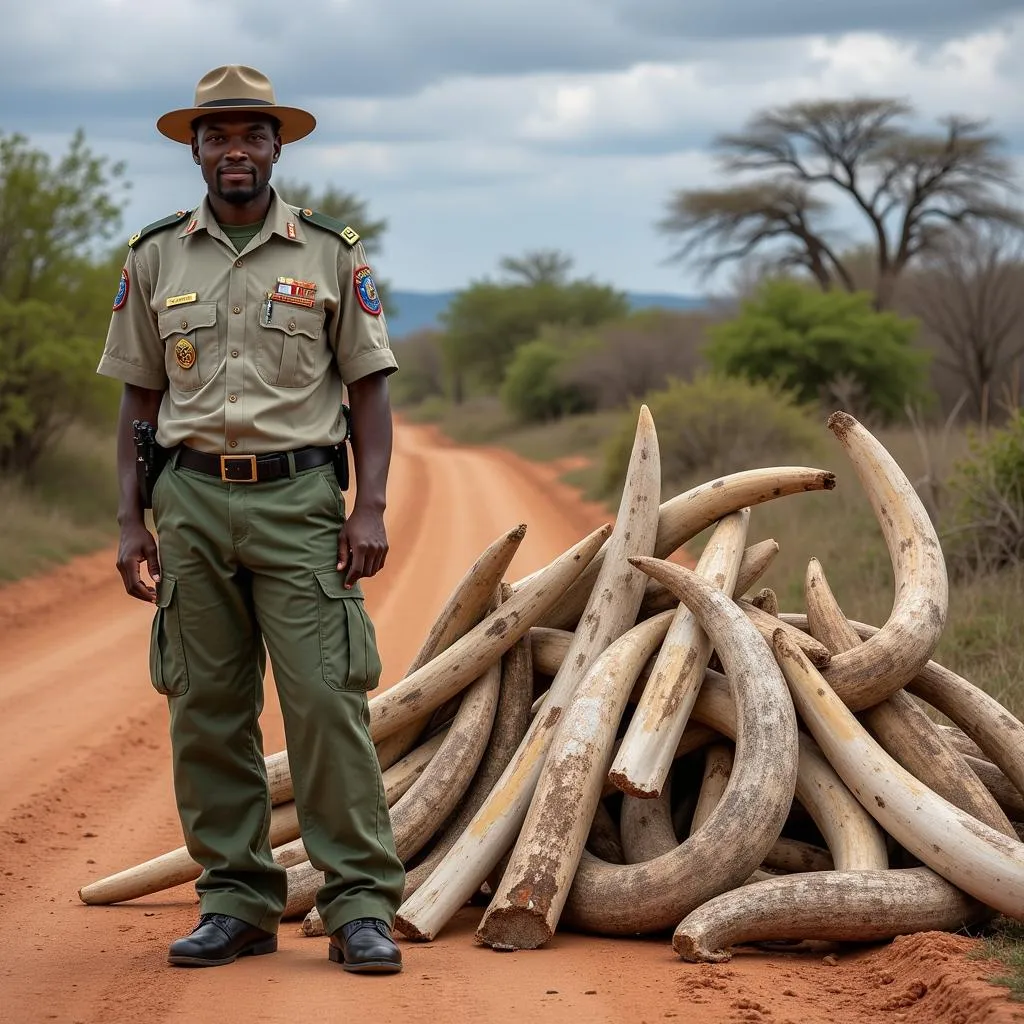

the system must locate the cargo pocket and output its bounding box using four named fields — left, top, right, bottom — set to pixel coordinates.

left=314, top=568, right=382, bottom=692
left=149, top=574, right=190, bottom=697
